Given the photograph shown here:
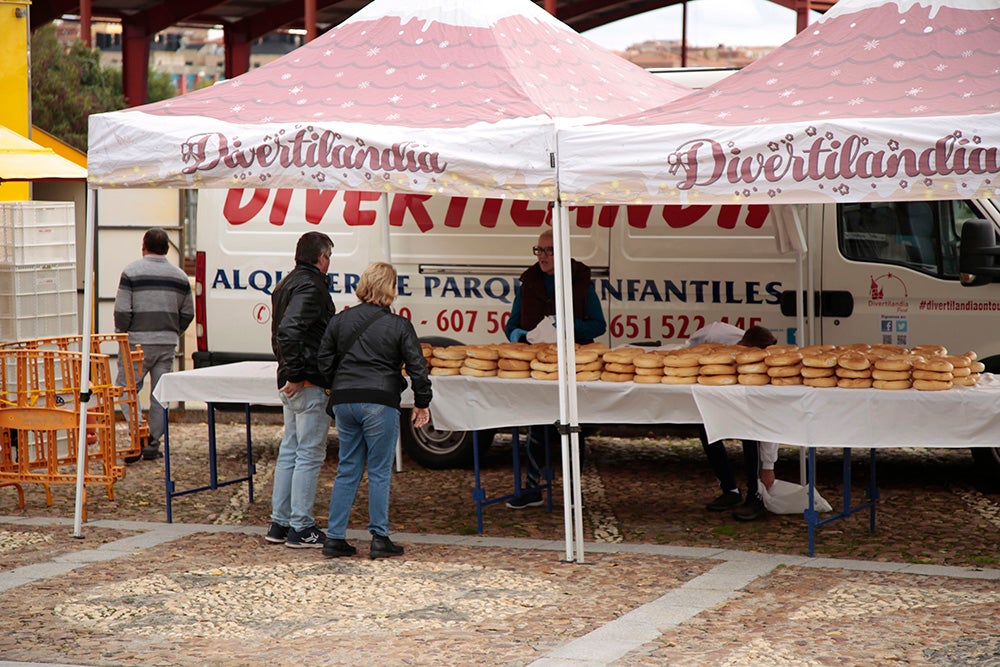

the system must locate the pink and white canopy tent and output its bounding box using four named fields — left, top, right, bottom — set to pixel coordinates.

left=87, top=0, right=687, bottom=198
left=558, top=0, right=1000, bottom=208
left=79, top=0, right=690, bottom=550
